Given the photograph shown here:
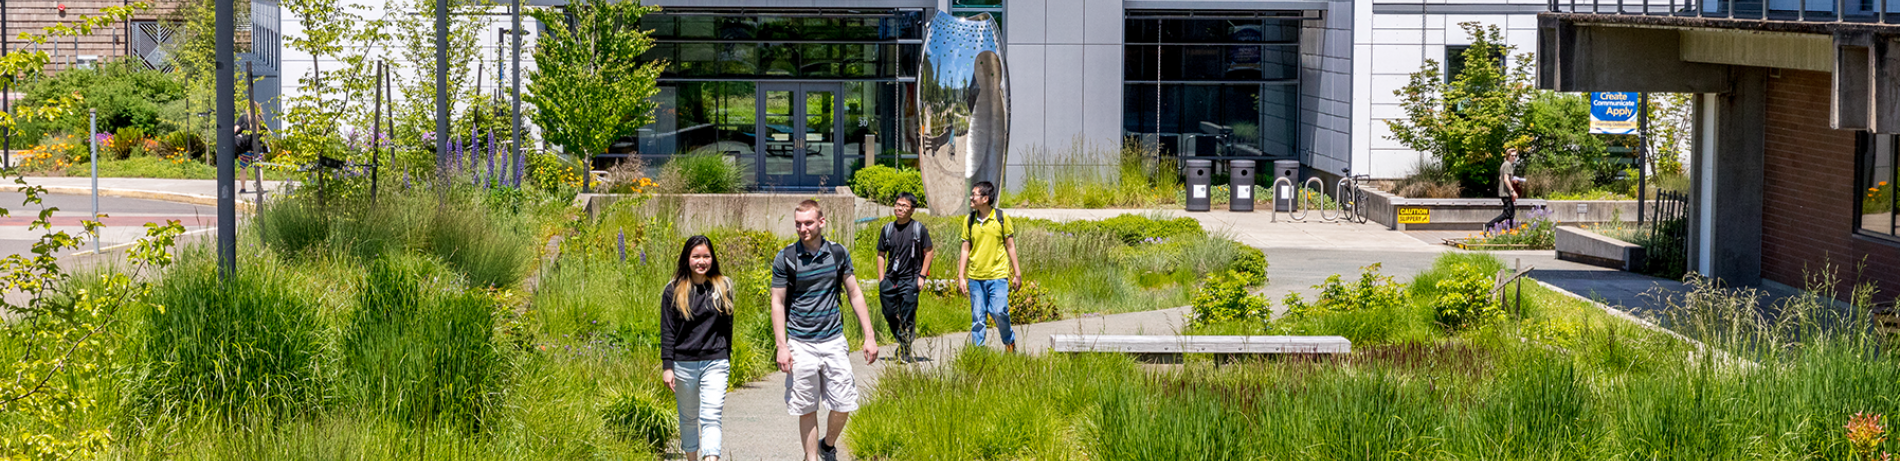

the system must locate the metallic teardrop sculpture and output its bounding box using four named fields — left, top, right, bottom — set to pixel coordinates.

left=918, top=11, right=1009, bottom=217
